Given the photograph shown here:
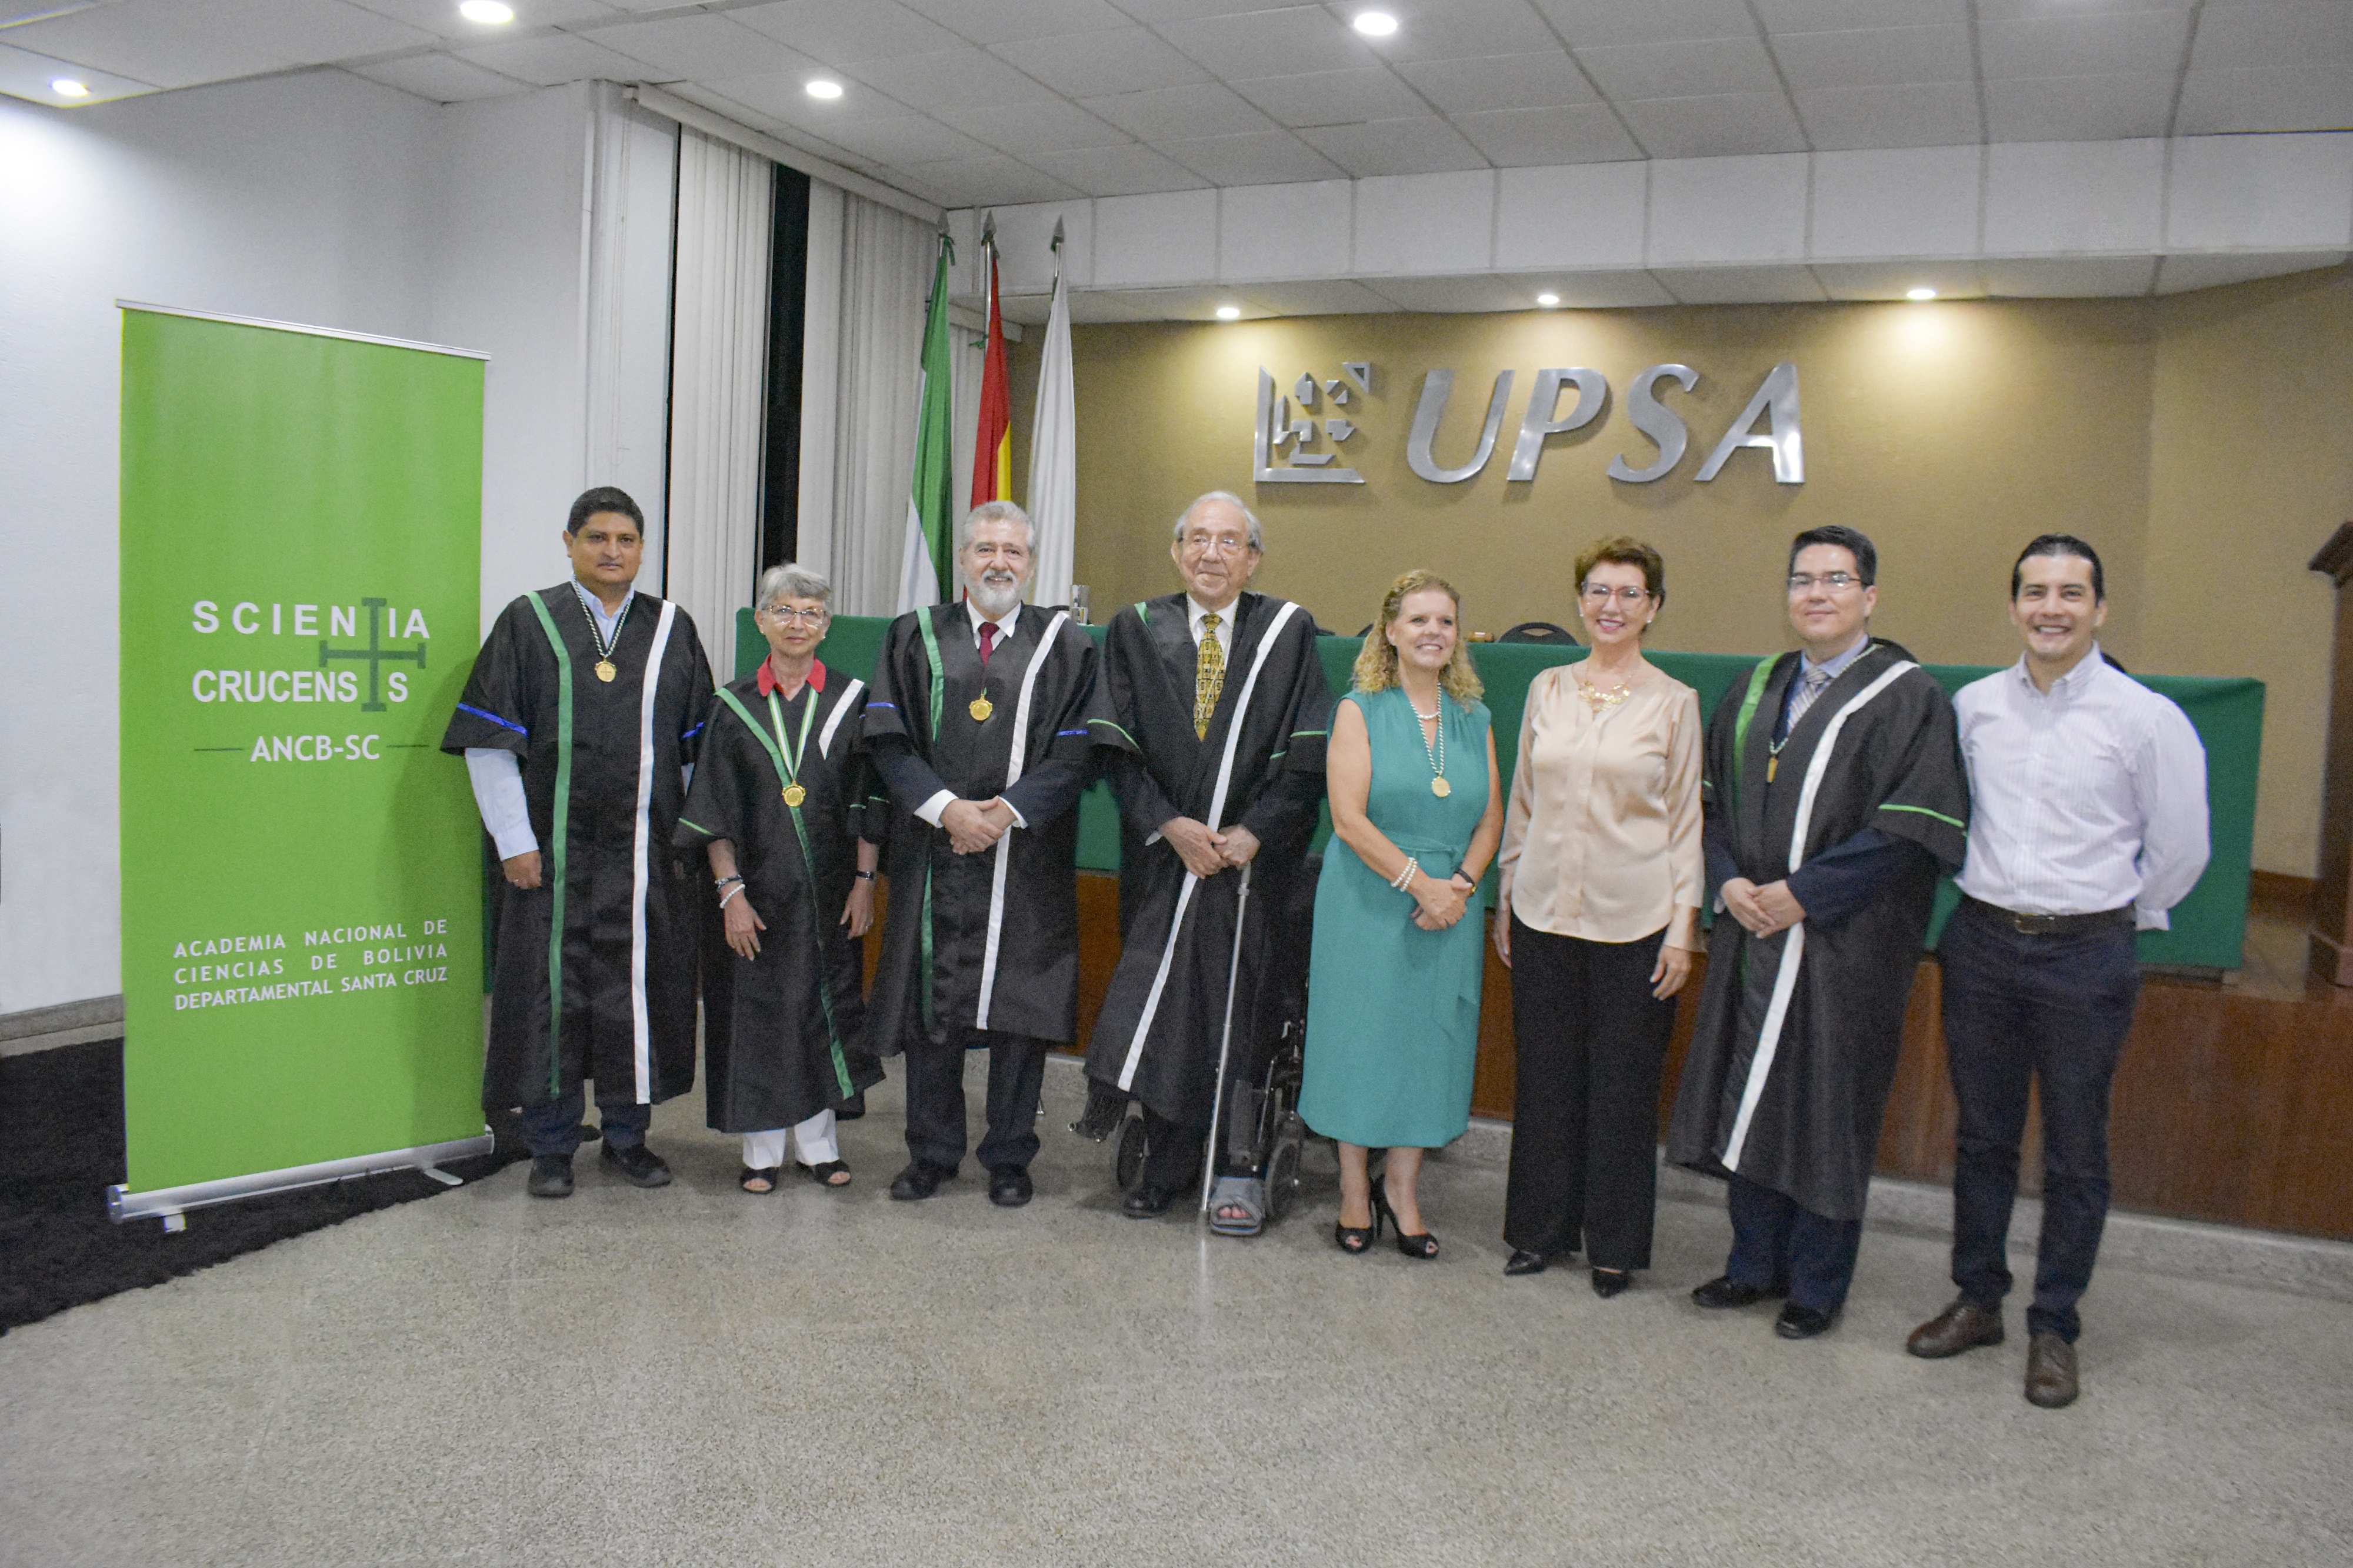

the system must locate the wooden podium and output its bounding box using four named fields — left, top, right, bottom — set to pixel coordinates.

left=2308, top=523, right=2353, bottom=982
